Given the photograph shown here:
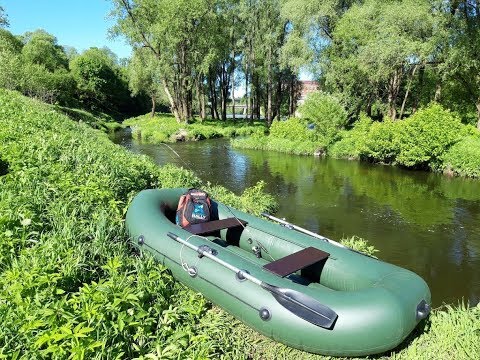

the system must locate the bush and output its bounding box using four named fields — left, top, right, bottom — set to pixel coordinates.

left=329, top=114, right=372, bottom=159
left=442, top=135, right=480, bottom=178
left=396, top=104, right=466, bottom=168
left=362, top=119, right=401, bottom=163
left=123, top=115, right=266, bottom=144
left=269, top=117, right=317, bottom=142
left=298, top=92, right=348, bottom=145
